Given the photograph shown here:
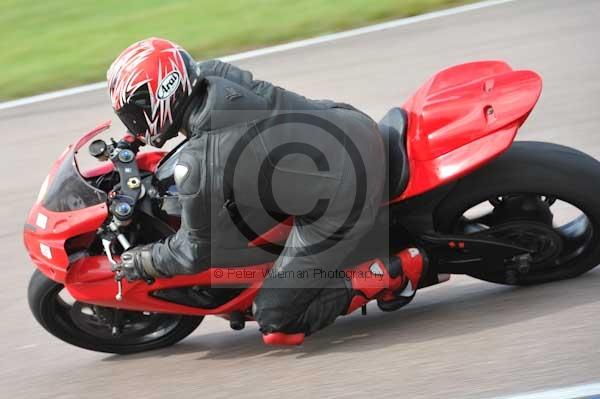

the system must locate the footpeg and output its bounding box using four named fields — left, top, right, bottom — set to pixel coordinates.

left=229, top=311, right=245, bottom=330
